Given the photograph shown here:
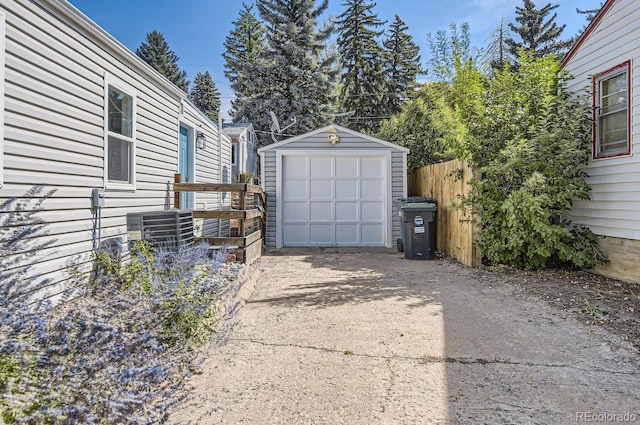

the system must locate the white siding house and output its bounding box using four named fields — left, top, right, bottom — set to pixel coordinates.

left=258, top=125, right=408, bottom=249
left=562, top=0, right=640, bottom=282
left=223, top=123, right=259, bottom=183
left=0, top=0, right=231, bottom=294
